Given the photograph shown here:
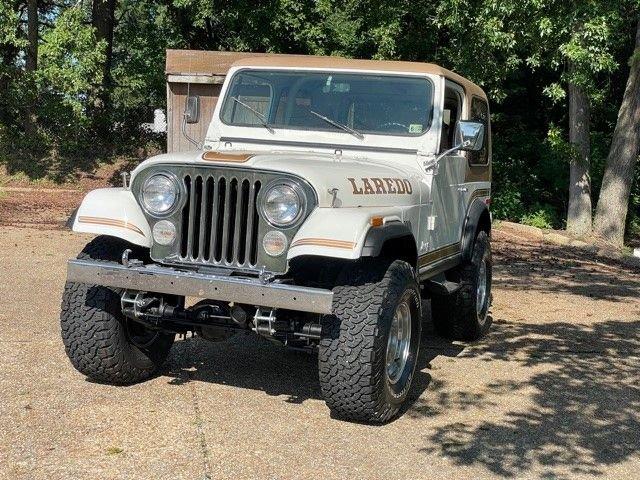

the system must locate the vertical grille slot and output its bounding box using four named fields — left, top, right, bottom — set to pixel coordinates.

left=191, top=176, right=203, bottom=259
left=248, top=181, right=261, bottom=265
left=179, top=172, right=261, bottom=269
left=202, top=176, right=214, bottom=261
left=213, top=177, right=226, bottom=262
left=236, top=180, right=250, bottom=264
left=180, top=176, right=191, bottom=258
